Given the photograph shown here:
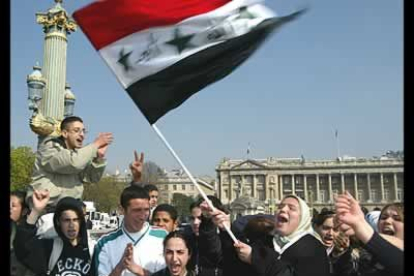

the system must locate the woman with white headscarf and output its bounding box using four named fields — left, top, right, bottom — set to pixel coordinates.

left=208, top=195, right=330, bottom=276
